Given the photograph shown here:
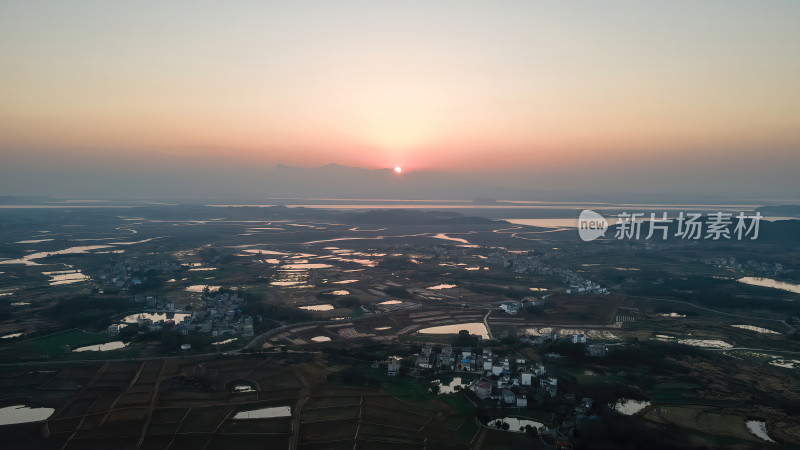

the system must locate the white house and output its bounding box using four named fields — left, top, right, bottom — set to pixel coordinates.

left=388, top=359, right=401, bottom=376
left=567, top=334, right=587, bottom=344
left=500, top=301, right=519, bottom=315
left=540, top=377, right=558, bottom=398
left=521, top=372, right=533, bottom=386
